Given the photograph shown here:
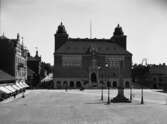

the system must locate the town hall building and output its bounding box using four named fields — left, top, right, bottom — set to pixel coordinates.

left=53, top=22, right=132, bottom=89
